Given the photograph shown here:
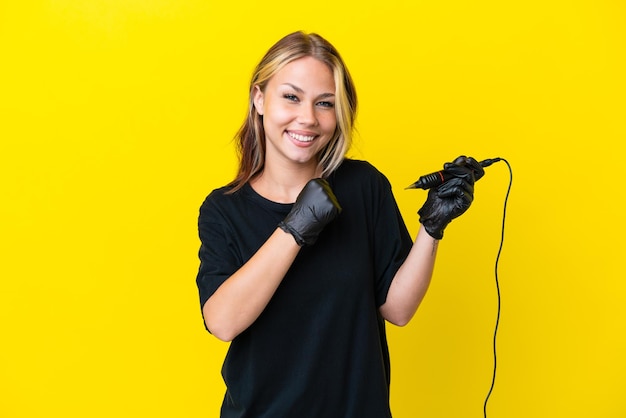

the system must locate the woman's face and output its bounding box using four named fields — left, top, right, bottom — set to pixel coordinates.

left=253, top=56, right=337, bottom=172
